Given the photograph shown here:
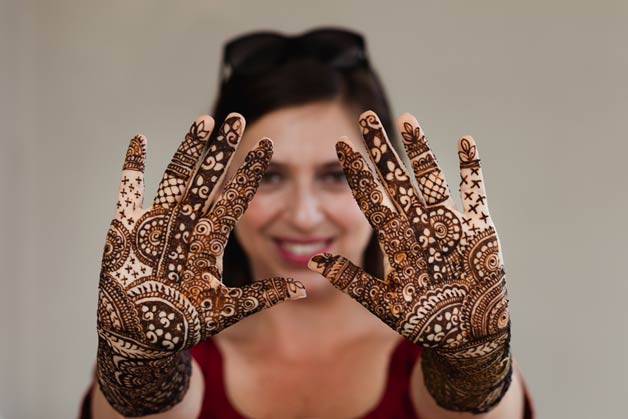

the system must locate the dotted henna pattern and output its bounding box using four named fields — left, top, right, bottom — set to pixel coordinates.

left=309, top=111, right=512, bottom=414
left=96, top=115, right=305, bottom=416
